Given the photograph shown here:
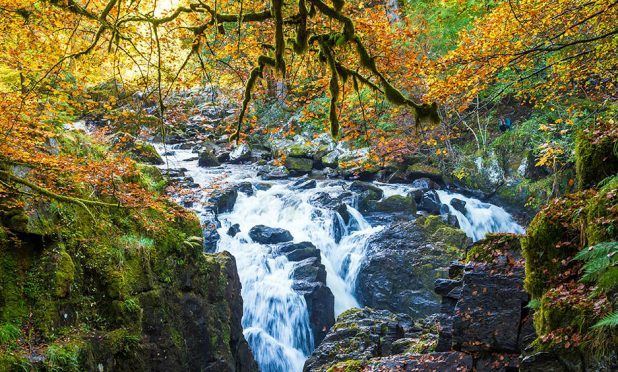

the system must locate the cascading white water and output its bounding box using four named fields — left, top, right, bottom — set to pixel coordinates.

left=215, top=182, right=380, bottom=371
left=436, top=190, right=525, bottom=241
left=154, top=144, right=524, bottom=371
